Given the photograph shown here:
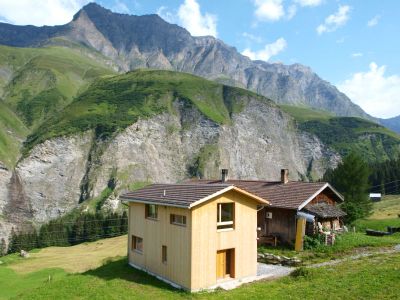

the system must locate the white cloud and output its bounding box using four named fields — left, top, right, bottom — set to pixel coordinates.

left=351, top=52, right=363, bottom=58
left=295, top=0, right=323, bottom=7
left=111, top=0, right=130, bottom=14
left=0, top=0, right=89, bottom=26
left=287, top=5, right=297, bottom=20
left=177, top=0, right=217, bottom=37
left=242, top=32, right=263, bottom=43
left=338, top=62, right=400, bottom=118
left=317, top=5, right=351, bottom=35
left=367, top=15, right=380, bottom=27
left=253, top=0, right=285, bottom=22
left=241, top=37, right=287, bottom=61
left=156, top=6, right=176, bottom=24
